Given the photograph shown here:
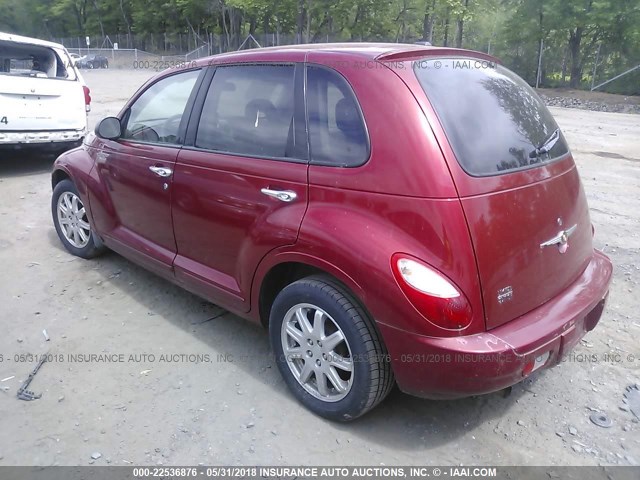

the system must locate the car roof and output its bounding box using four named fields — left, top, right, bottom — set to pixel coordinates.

left=192, top=42, right=499, bottom=67
left=0, top=31, right=67, bottom=50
